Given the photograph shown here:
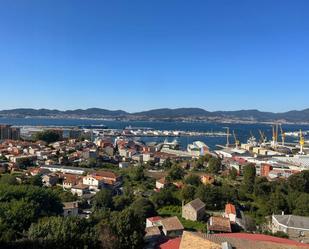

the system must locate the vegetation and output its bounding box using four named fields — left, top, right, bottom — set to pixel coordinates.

left=158, top=205, right=207, bottom=232
left=1, top=144, right=309, bottom=249
left=34, top=130, right=61, bottom=143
